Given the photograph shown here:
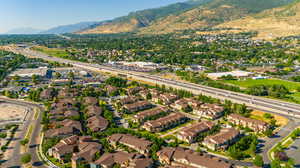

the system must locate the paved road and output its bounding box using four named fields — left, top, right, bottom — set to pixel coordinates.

left=0, top=98, right=46, bottom=168
left=260, top=118, right=300, bottom=165
left=11, top=47, right=300, bottom=120
left=285, top=137, right=300, bottom=167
